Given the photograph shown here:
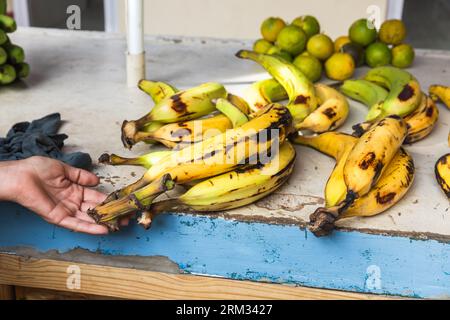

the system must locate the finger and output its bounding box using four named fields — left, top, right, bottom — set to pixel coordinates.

left=75, top=210, right=97, bottom=223
left=58, top=216, right=109, bottom=235
left=63, top=163, right=100, bottom=187
left=83, top=189, right=107, bottom=204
